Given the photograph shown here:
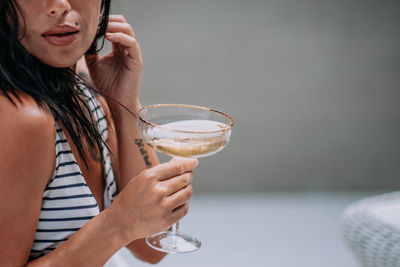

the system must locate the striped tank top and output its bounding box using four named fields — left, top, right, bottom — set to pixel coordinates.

left=29, top=89, right=118, bottom=260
